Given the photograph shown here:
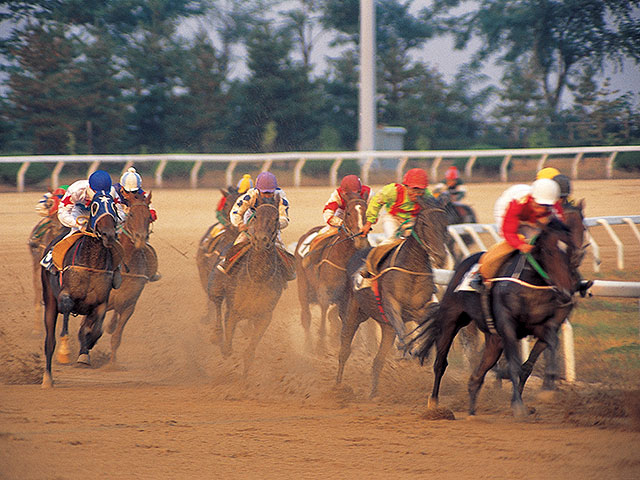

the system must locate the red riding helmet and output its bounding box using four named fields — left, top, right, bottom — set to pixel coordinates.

left=445, top=166, right=459, bottom=181
left=402, top=168, right=428, bottom=189
left=340, top=175, right=362, bottom=193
